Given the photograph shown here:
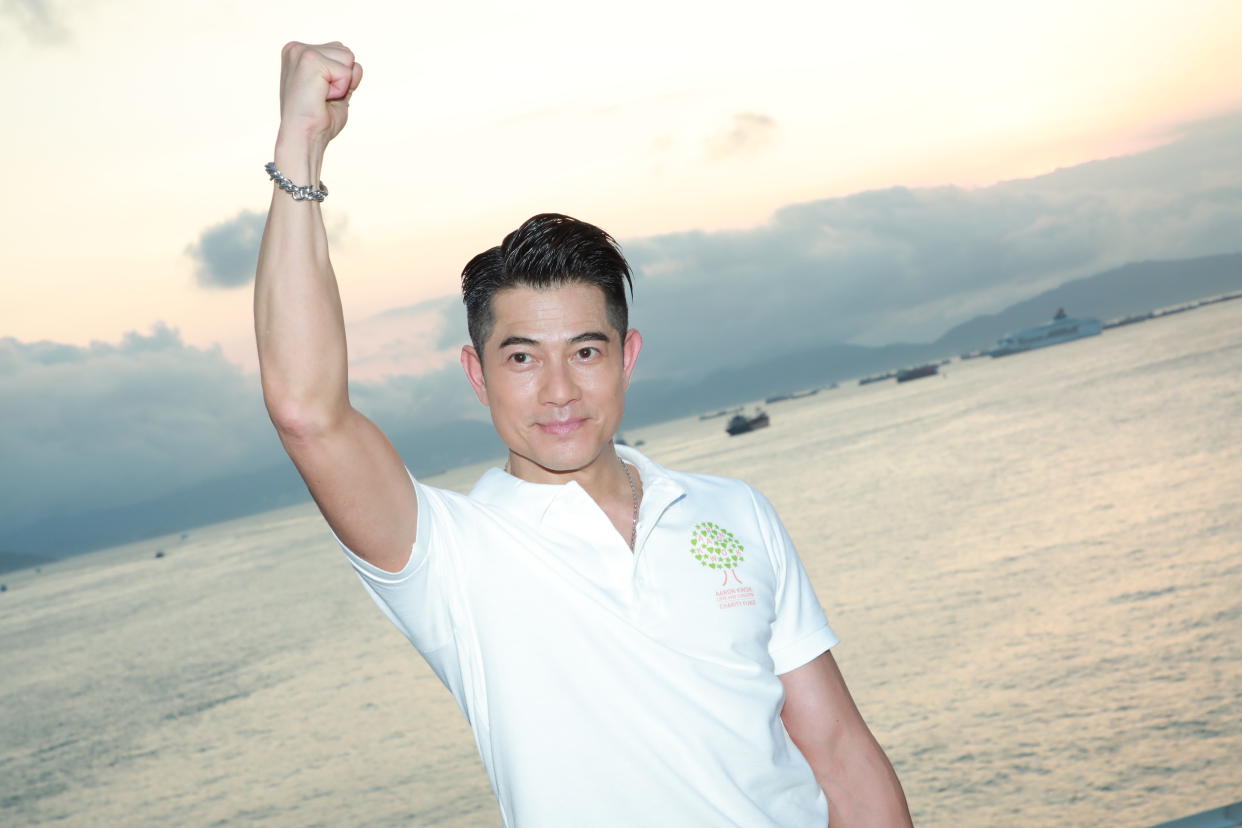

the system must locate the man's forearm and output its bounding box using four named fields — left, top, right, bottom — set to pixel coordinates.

left=253, top=133, right=350, bottom=430
left=813, top=728, right=912, bottom=827
left=779, top=652, right=913, bottom=826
